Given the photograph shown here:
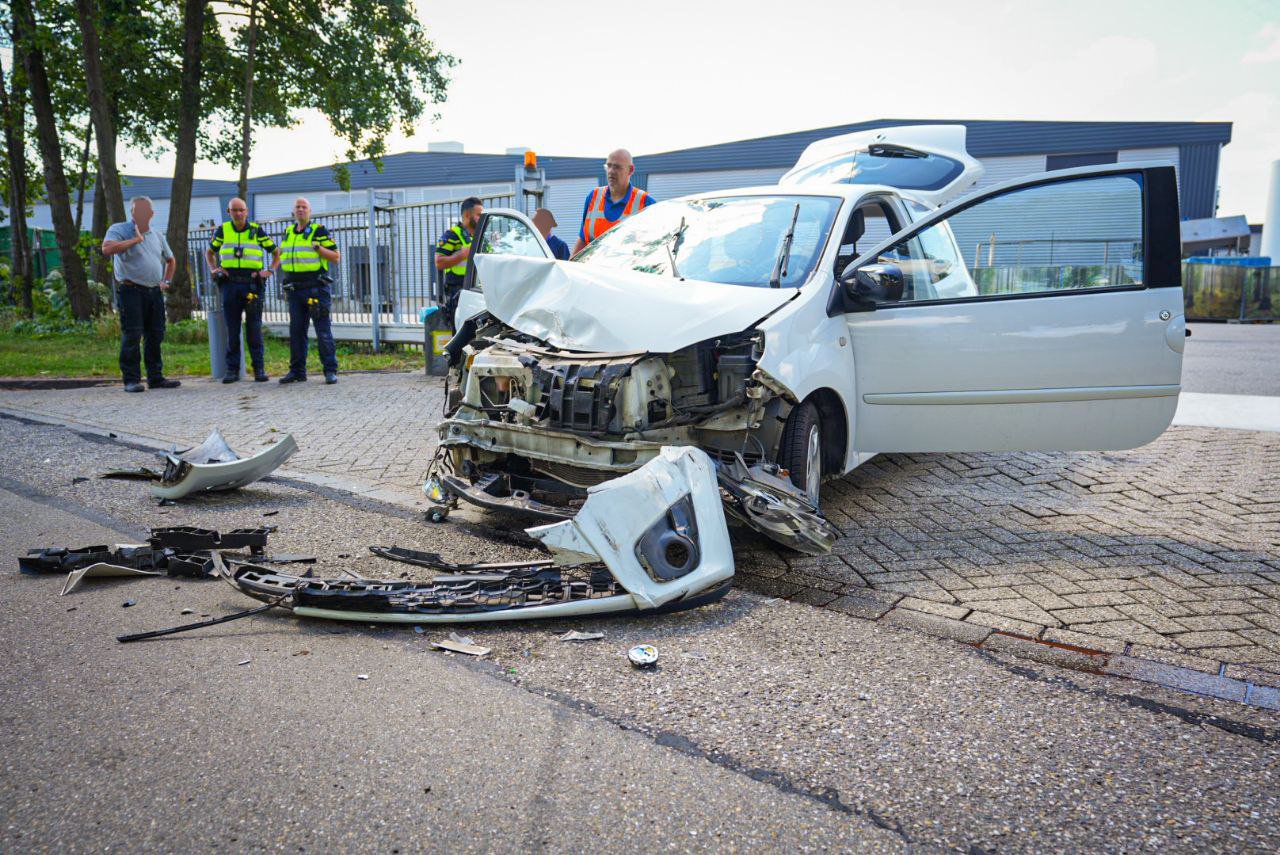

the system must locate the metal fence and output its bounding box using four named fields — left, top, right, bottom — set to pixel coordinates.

left=185, top=191, right=520, bottom=346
